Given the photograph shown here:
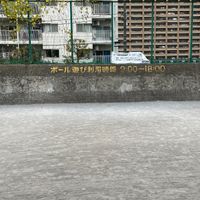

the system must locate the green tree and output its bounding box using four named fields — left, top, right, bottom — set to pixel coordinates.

left=65, top=39, right=91, bottom=63
left=0, top=0, right=41, bottom=25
